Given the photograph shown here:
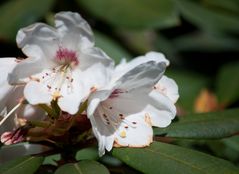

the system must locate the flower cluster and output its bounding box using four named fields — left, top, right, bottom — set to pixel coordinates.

left=0, top=12, right=178, bottom=156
